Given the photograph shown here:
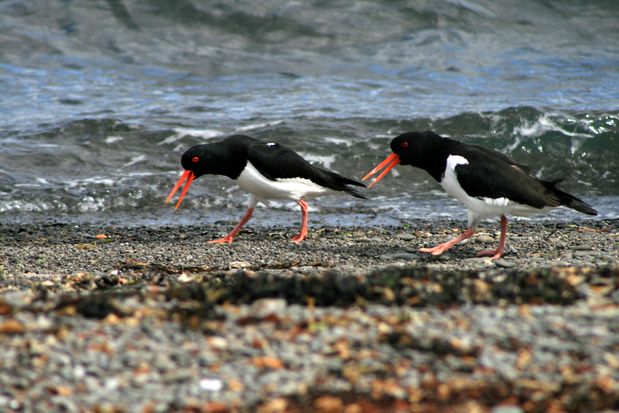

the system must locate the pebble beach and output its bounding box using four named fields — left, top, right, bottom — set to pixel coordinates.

left=3, top=1, right=619, bottom=412
left=1, top=219, right=618, bottom=412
